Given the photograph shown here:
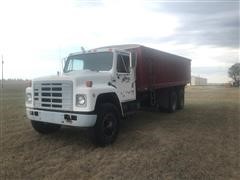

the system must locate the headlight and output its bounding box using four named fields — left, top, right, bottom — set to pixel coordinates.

left=26, top=93, right=32, bottom=103
left=76, top=94, right=87, bottom=107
